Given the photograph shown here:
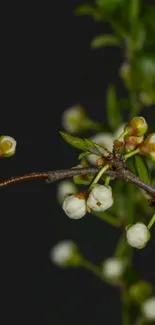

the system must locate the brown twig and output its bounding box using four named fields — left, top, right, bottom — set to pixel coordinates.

left=0, top=167, right=155, bottom=198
